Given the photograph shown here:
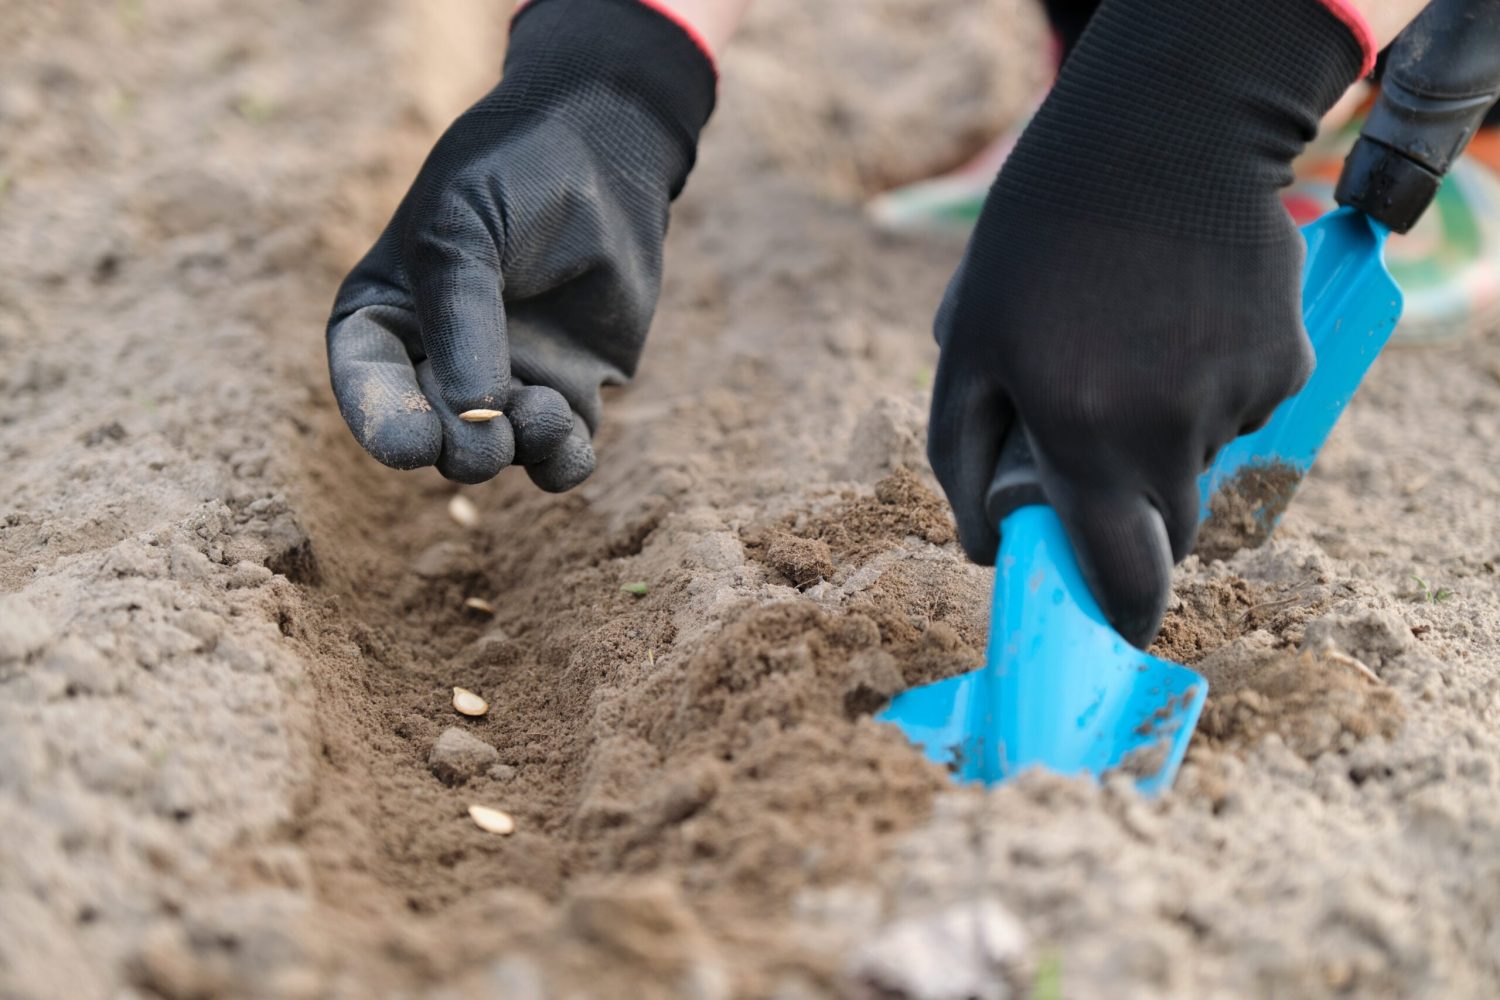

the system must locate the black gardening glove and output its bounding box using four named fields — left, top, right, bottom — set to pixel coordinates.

left=928, top=0, right=1372, bottom=646
left=327, top=0, right=715, bottom=487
